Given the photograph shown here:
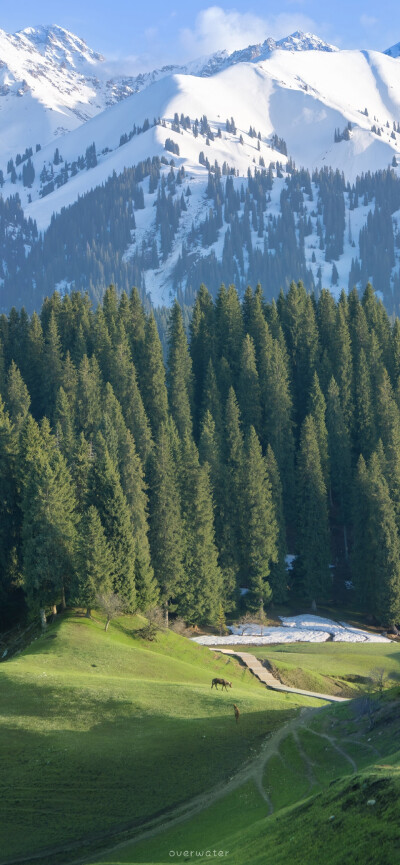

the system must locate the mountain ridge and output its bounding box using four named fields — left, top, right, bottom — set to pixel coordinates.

left=1, top=26, right=400, bottom=313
